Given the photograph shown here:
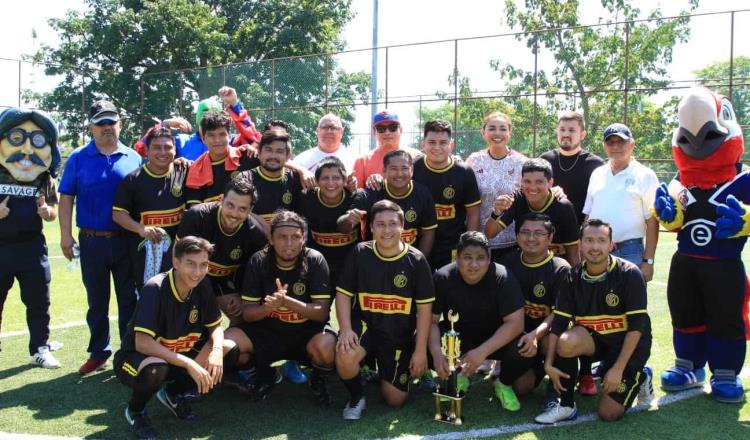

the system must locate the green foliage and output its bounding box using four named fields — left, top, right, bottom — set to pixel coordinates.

left=36, top=0, right=366, bottom=150
left=694, top=56, right=750, bottom=125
